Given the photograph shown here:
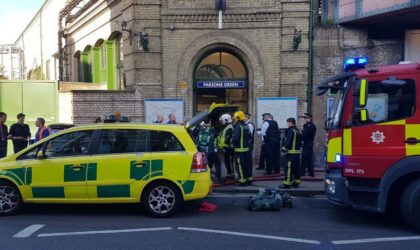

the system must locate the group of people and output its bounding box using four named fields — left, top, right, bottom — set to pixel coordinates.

left=195, top=110, right=317, bottom=188
left=197, top=111, right=255, bottom=186
left=257, top=112, right=317, bottom=188
left=0, top=112, right=50, bottom=157
left=153, top=114, right=179, bottom=124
